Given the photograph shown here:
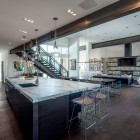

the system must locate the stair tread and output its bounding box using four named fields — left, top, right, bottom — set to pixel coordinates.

left=26, top=48, right=68, bottom=78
